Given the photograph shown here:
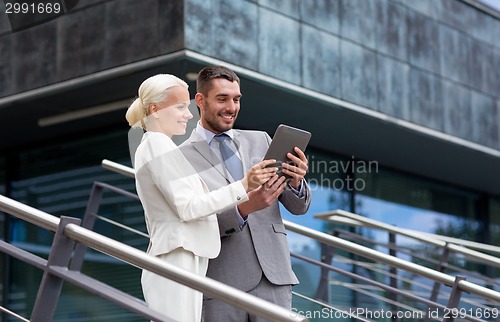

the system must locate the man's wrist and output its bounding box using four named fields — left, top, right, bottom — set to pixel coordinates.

left=289, top=180, right=302, bottom=191
left=237, top=203, right=250, bottom=217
